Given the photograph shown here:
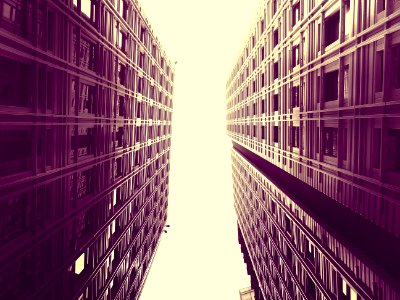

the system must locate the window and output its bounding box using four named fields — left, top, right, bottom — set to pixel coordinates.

left=261, top=73, right=265, bottom=87
left=2, top=0, right=32, bottom=38
left=47, top=11, right=54, bottom=51
left=119, top=96, right=125, bottom=117
left=391, top=45, right=400, bottom=89
left=0, top=56, right=31, bottom=107
left=261, top=99, right=265, bottom=114
left=324, top=70, right=339, bottom=101
left=324, top=11, right=340, bottom=46
left=343, top=65, right=350, bottom=99
left=81, top=0, right=91, bottom=17
left=292, top=44, right=300, bottom=67
left=377, top=0, right=385, bottom=13
left=372, top=128, right=381, bottom=168
left=0, top=130, right=32, bottom=176
left=272, top=0, right=277, bottom=16
left=292, top=86, right=299, bottom=108
left=292, top=2, right=300, bottom=27
left=77, top=83, right=94, bottom=114
left=116, top=157, right=122, bottom=176
left=291, top=126, right=300, bottom=148
left=77, top=169, right=93, bottom=199
left=323, top=127, right=338, bottom=157
left=119, top=31, right=127, bottom=53
left=118, top=63, right=126, bottom=85
left=2, top=2, right=16, bottom=22
left=375, top=50, right=384, bottom=92
left=75, top=253, right=85, bottom=275
left=261, top=125, right=265, bottom=139
left=273, top=28, right=279, bottom=48
left=261, top=46, right=265, bottom=60
left=140, top=27, right=146, bottom=43
left=273, top=126, right=279, bottom=143
left=273, top=94, right=279, bottom=111
left=273, top=61, right=279, bottom=80
left=80, top=38, right=95, bottom=71
left=71, top=127, right=94, bottom=157
left=344, top=1, right=352, bottom=36
left=388, top=129, right=400, bottom=171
